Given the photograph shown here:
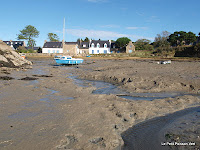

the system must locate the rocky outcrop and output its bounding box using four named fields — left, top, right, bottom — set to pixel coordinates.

left=0, top=40, right=32, bottom=67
